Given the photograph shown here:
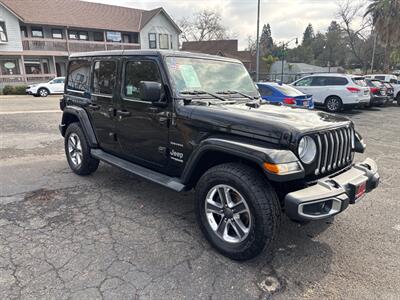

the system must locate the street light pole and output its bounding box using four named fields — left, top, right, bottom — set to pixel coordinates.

left=255, top=0, right=260, bottom=82
left=281, top=43, right=285, bottom=83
